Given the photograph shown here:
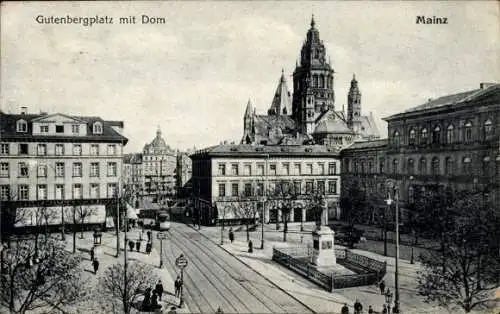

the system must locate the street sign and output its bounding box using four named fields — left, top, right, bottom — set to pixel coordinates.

left=157, top=232, right=170, bottom=240
left=175, top=254, right=188, bottom=268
